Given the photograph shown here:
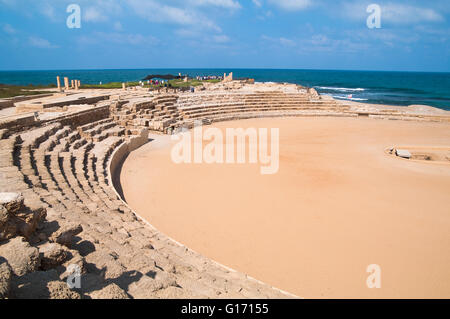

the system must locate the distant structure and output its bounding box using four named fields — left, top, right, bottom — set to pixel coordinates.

left=223, top=72, right=233, bottom=82
left=56, top=76, right=61, bottom=92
